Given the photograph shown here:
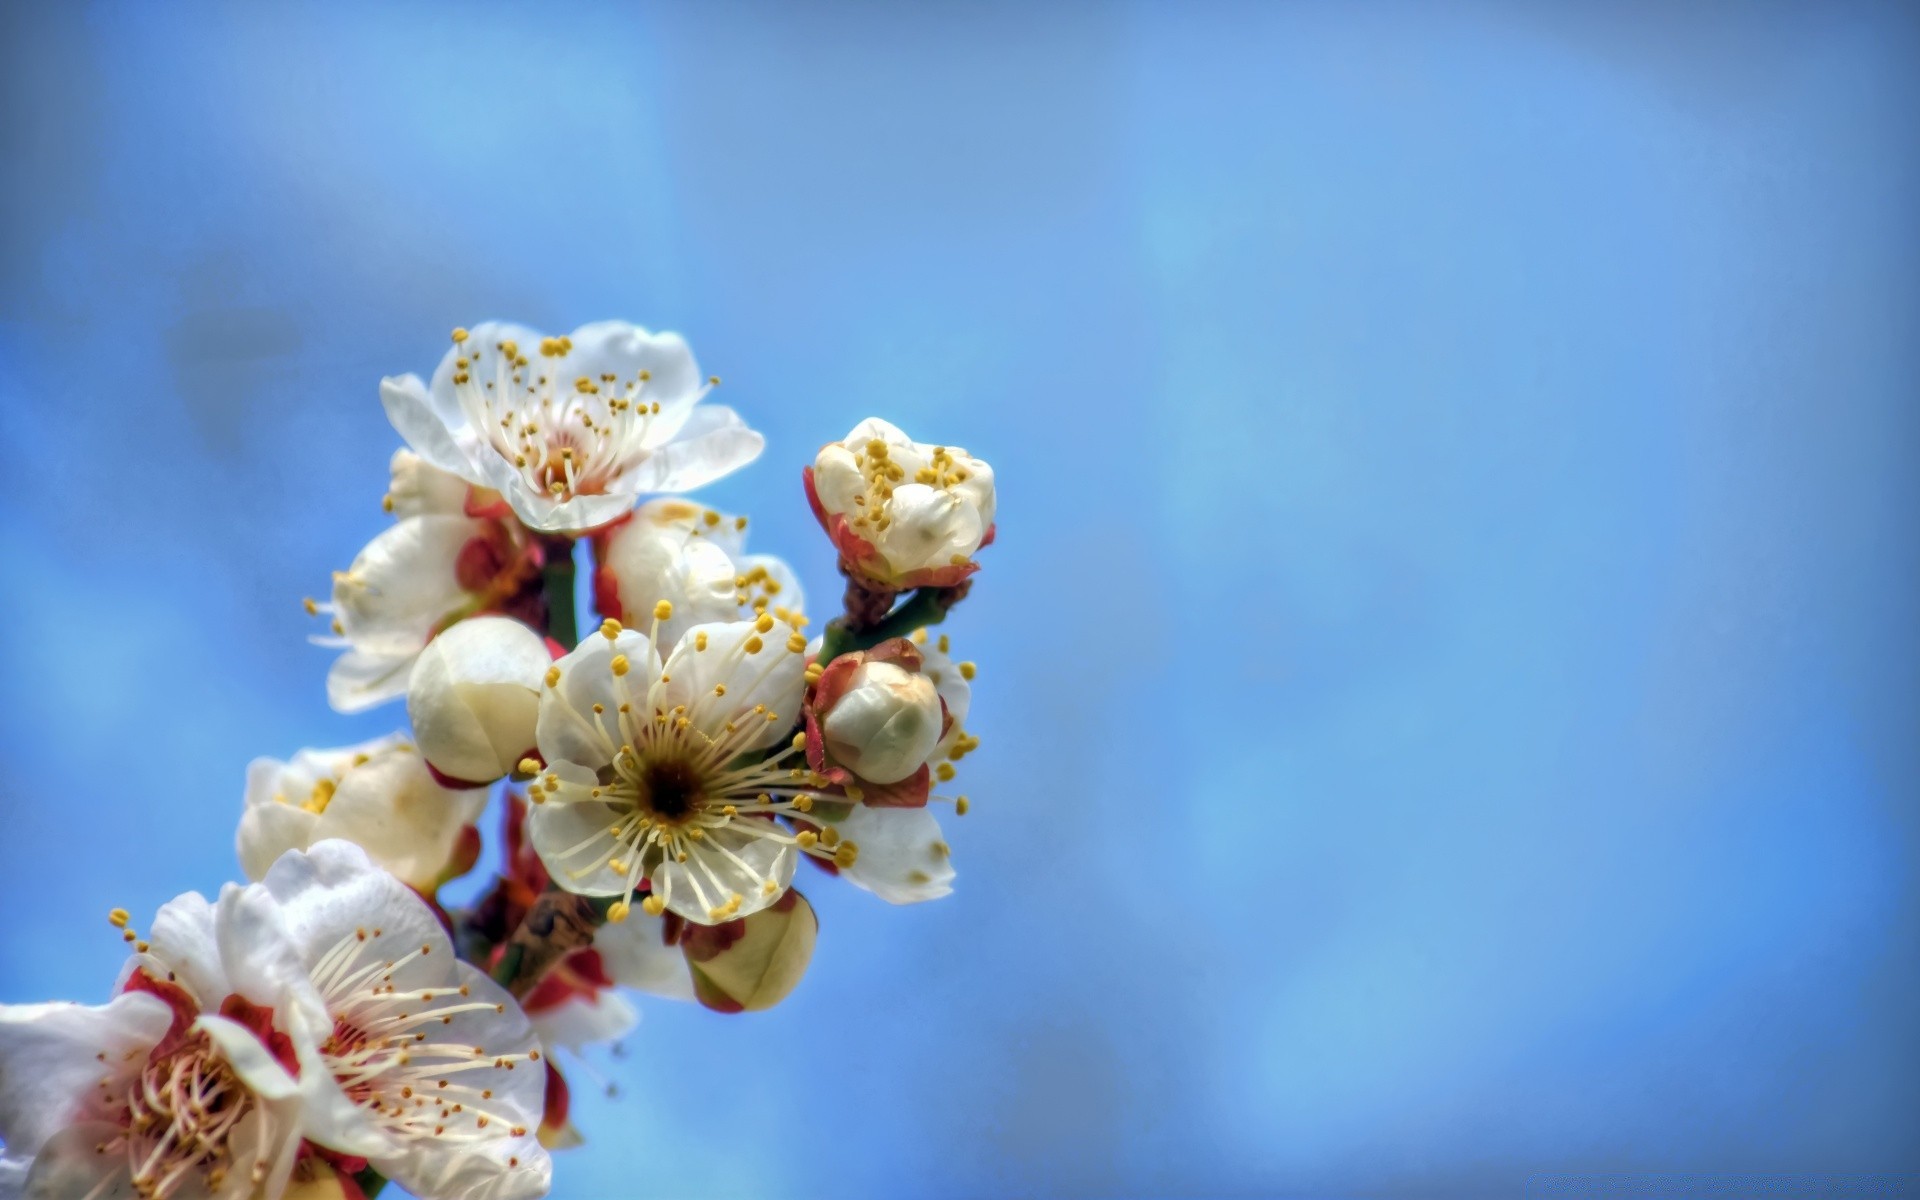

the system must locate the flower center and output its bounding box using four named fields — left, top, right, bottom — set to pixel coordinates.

left=122, top=1031, right=254, bottom=1198
left=444, top=333, right=700, bottom=505
left=638, top=757, right=705, bottom=822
